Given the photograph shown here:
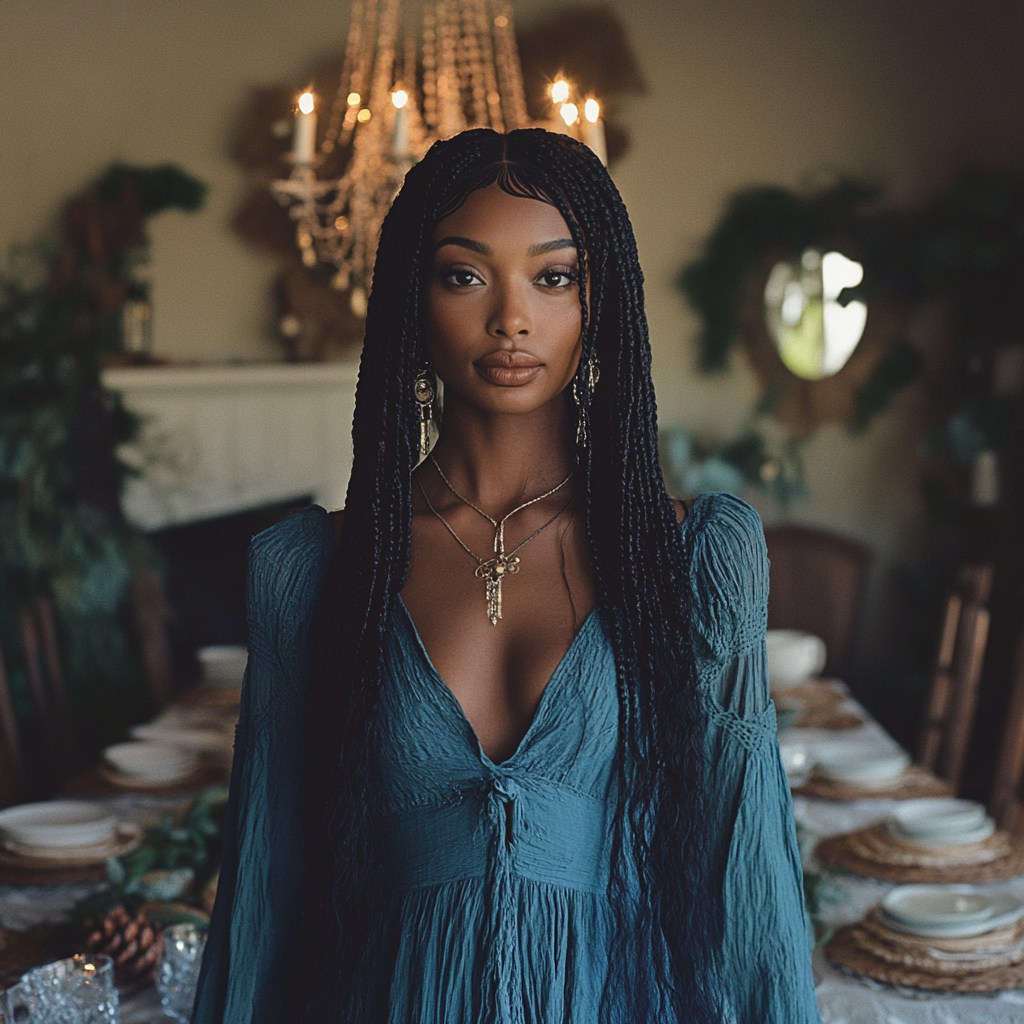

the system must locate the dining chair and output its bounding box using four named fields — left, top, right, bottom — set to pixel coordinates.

left=132, top=567, right=175, bottom=708
left=18, top=594, right=78, bottom=784
left=990, top=627, right=1024, bottom=835
left=917, top=563, right=993, bottom=789
left=0, top=644, right=26, bottom=809
left=763, top=524, right=870, bottom=678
